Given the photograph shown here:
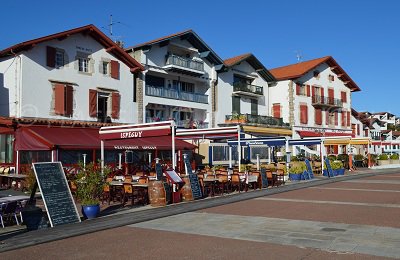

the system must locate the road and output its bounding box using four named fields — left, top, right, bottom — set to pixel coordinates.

left=1, top=172, right=399, bottom=259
